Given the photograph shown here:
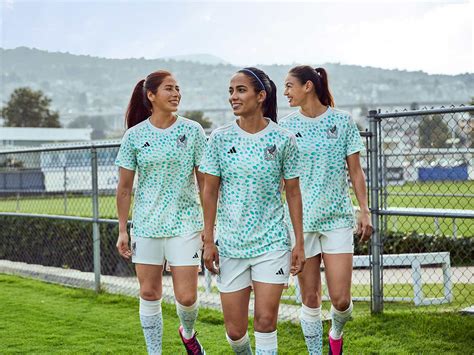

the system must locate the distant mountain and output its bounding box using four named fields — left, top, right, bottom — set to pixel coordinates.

left=161, top=53, right=229, bottom=65
left=1, top=47, right=472, bottom=125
